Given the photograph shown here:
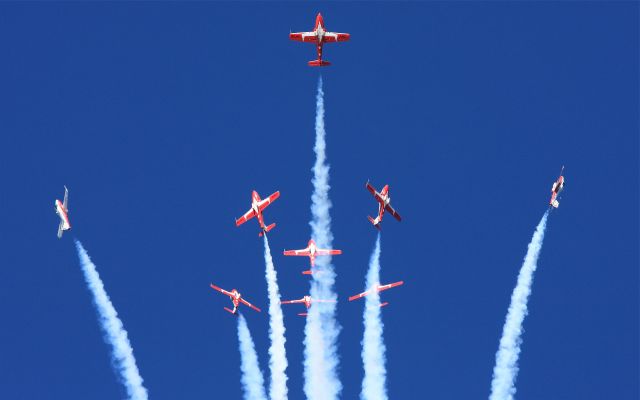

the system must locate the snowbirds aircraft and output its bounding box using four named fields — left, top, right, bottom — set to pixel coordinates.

left=55, top=186, right=71, bottom=238
left=235, top=190, right=280, bottom=236
left=366, top=181, right=402, bottom=229
left=549, top=166, right=565, bottom=209
left=280, top=295, right=336, bottom=317
left=283, top=239, right=342, bottom=275
left=210, top=284, right=261, bottom=315
left=348, top=281, right=404, bottom=307
left=289, top=13, right=350, bottom=67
